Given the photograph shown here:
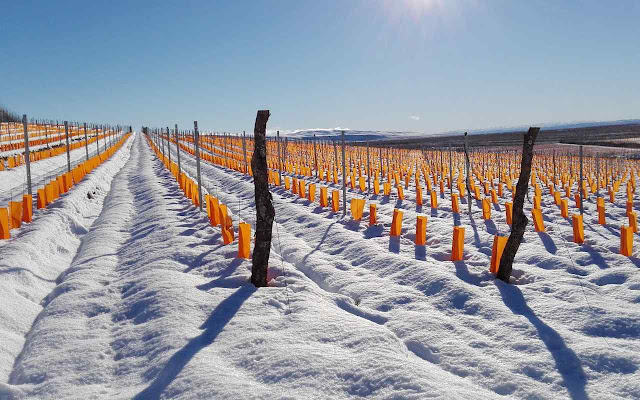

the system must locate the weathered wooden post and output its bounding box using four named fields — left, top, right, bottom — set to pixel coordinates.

left=64, top=121, right=71, bottom=172
left=95, top=125, right=100, bottom=155
left=251, top=110, right=274, bottom=288
left=161, top=128, right=166, bottom=156
left=22, top=115, right=32, bottom=196
left=83, top=123, right=89, bottom=161
left=313, top=134, right=318, bottom=179
left=276, top=131, right=283, bottom=183
left=379, top=146, right=383, bottom=180
left=367, top=140, right=371, bottom=193
left=579, top=145, right=584, bottom=215
left=497, top=127, right=540, bottom=283
left=596, top=152, right=600, bottom=197
left=449, top=144, right=453, bottom=196
left=341, top=131, right=347, bottom=215
left=223, top=132, right=228, bottom=168
left=166, top=126, right=171, bottom=163
left=553, top=149, right=556, bottom=188
left=193, top=122, right=203, bottom=210
left=243, top=131, right=248, bottom=174
left=333, top=139, right=338, bottom=182
left=175, top=124, right=181, bottom=173
left=463, top=132, right=472, bottom=216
